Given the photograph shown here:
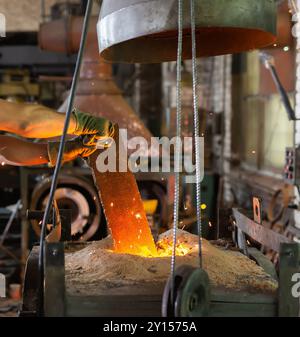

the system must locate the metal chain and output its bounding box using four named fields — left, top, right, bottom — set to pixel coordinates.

left=190, top=0, right=203, bottom=268
left=171, top=0, right=183, bottom=307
